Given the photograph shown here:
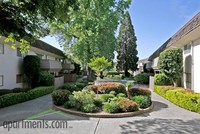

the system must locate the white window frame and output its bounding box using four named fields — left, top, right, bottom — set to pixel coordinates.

left=0, top=75, right=3, bottom=86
